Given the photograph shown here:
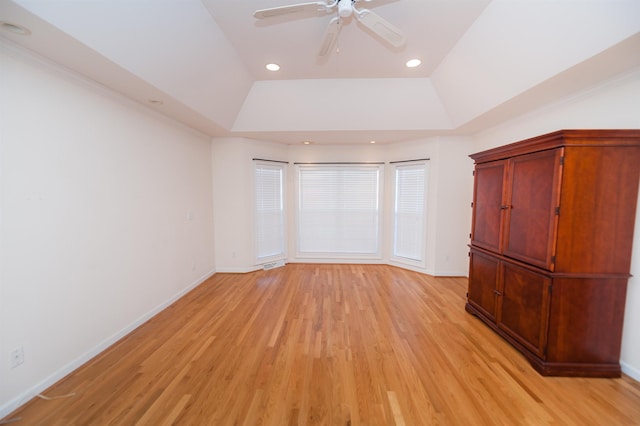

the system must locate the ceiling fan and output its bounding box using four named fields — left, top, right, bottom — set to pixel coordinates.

left=253, top=0, right=406, bottom=57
